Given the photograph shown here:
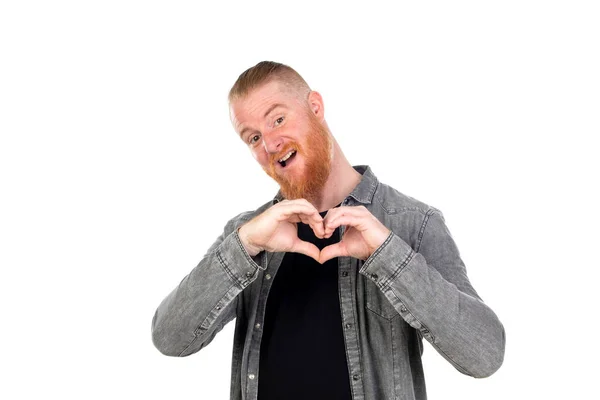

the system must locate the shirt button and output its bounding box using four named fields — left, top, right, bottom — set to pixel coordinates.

left=371, top=273, right=378, bottom=280
left=248, top=374, right=255, bottom=380
left=215, top=305, right=221, bottom=310
left=342, top=271, right=348, bottom=277
left=352, top=374, right=360, bottom=381
left=246, top=271, right=253, bottom=278
left=345, top=323, right=352, bottom=329
left=255, top=323, right=261, bottom=329
left=400, top=305, right=407, bottom=313
left=265, top=274, right=271, bottom=280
